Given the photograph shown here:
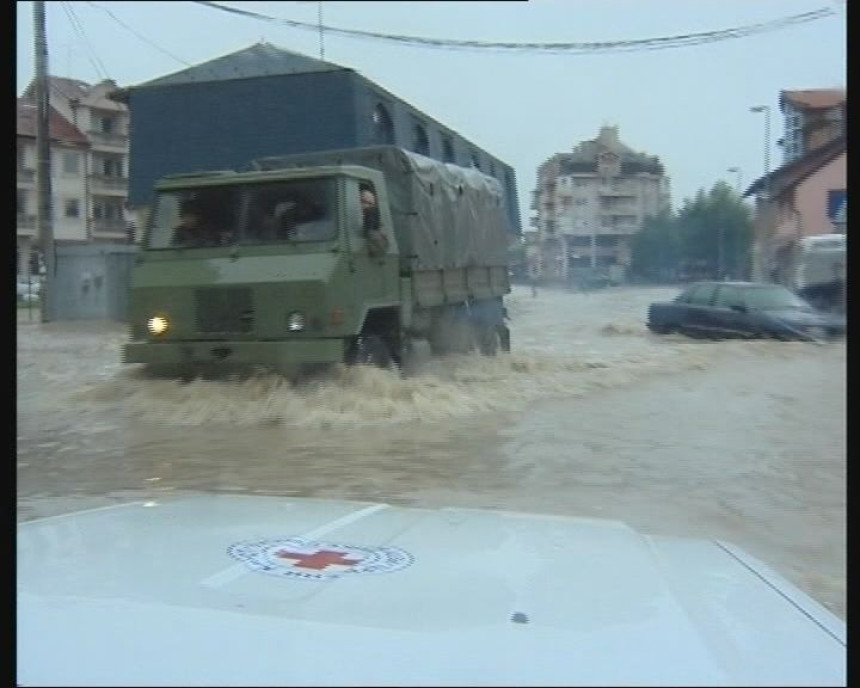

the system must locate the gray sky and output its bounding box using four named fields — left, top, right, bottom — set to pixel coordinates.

left=16, top=1, right=846, bottom=221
